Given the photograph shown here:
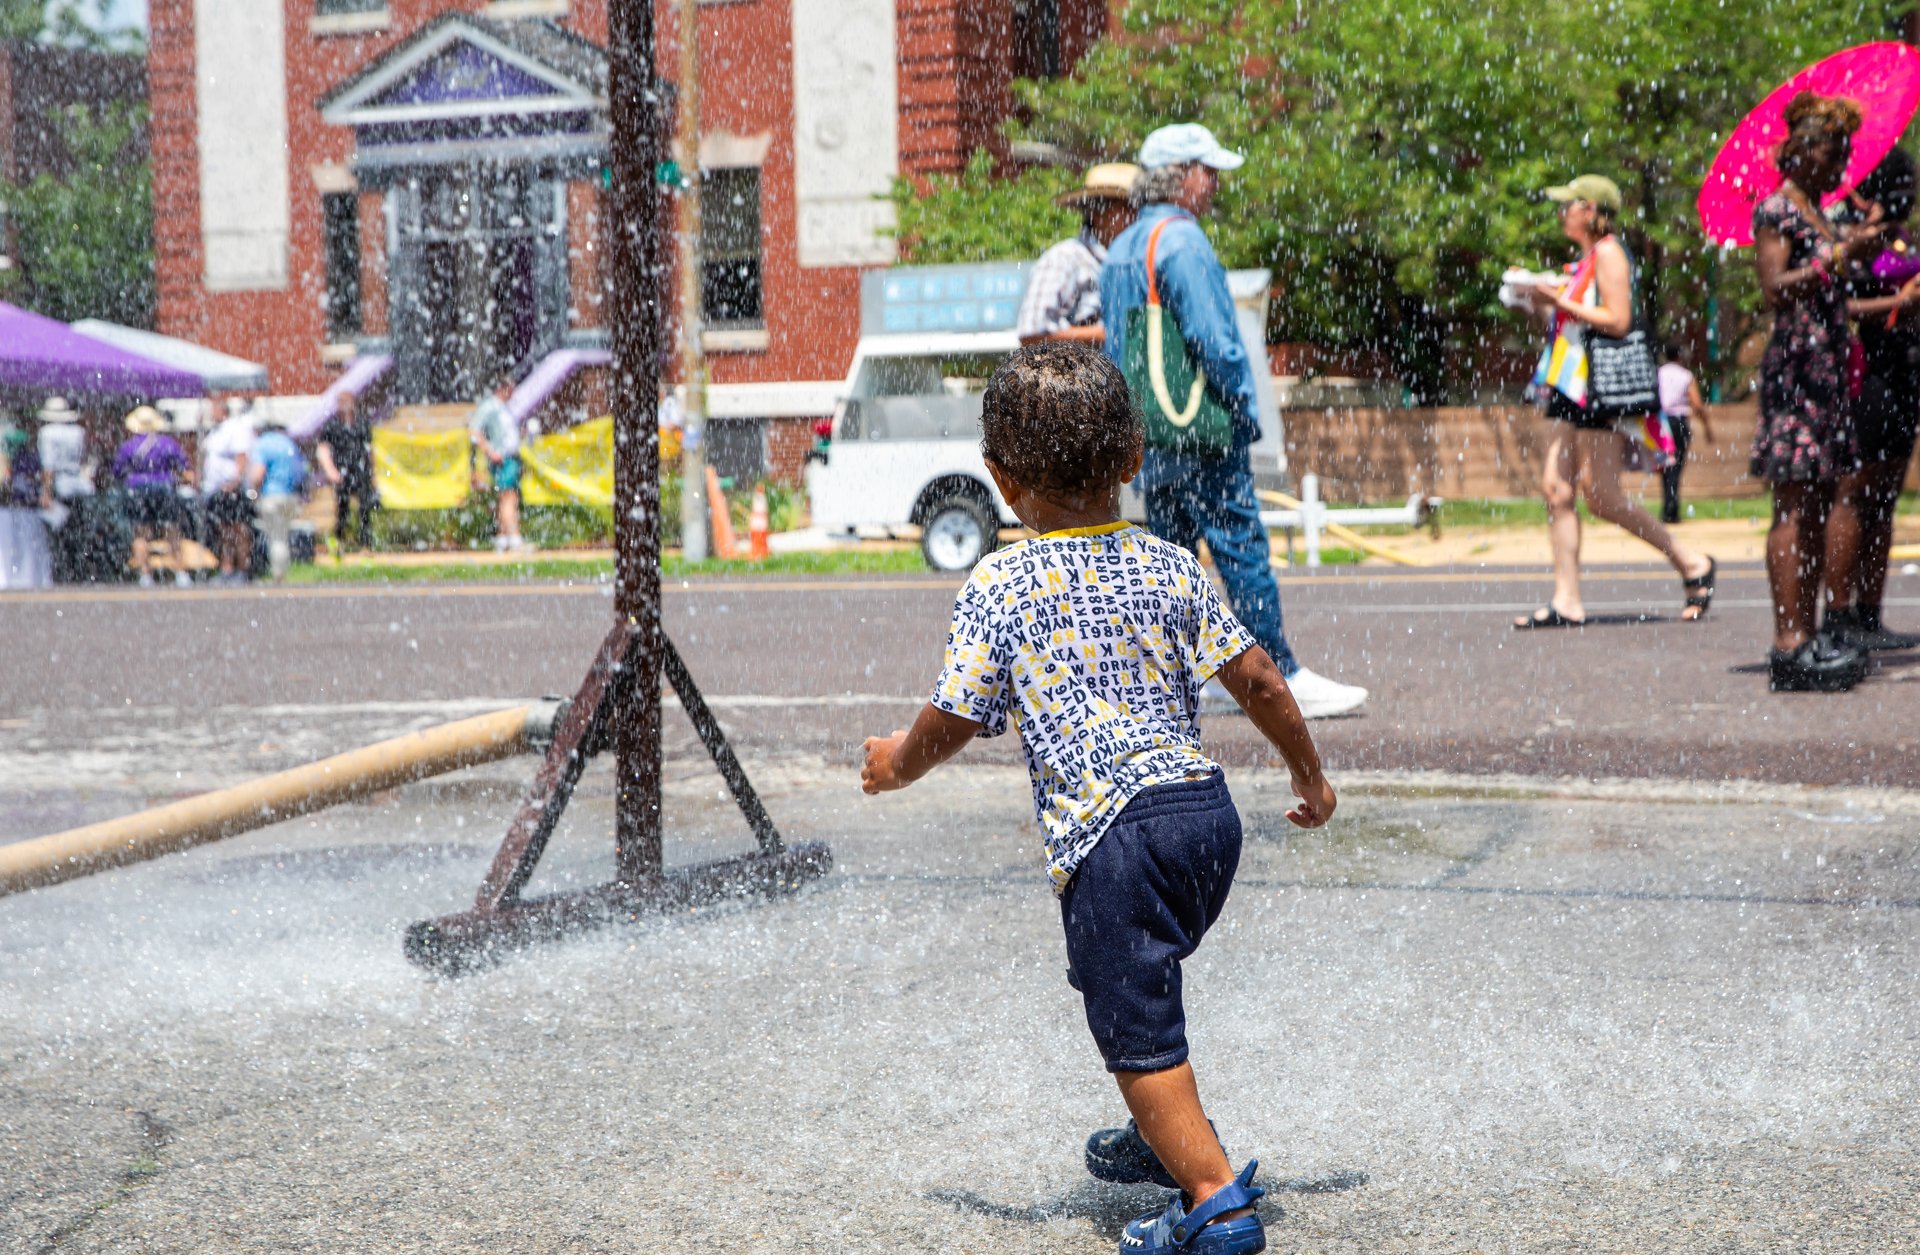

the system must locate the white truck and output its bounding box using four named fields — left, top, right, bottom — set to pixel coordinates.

left=807, top=262, right=1285, bottom=571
